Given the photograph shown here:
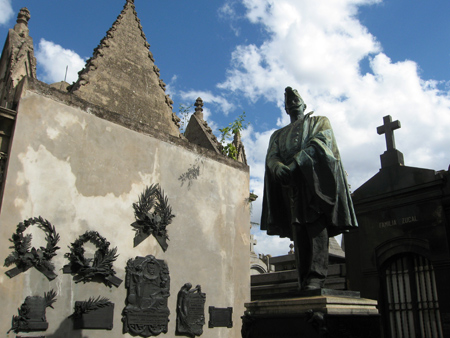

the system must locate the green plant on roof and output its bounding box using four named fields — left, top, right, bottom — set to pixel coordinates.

left=219, top=112, right=249, bottom=160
